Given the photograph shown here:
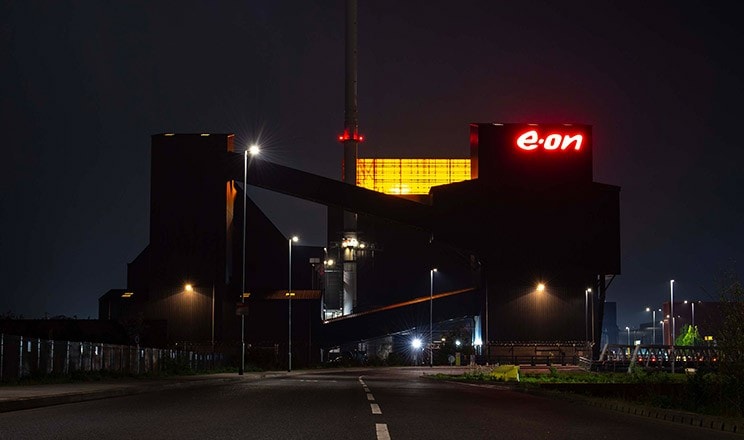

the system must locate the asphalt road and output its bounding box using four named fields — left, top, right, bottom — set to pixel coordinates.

left=0, top=368, right=739, bottom=440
